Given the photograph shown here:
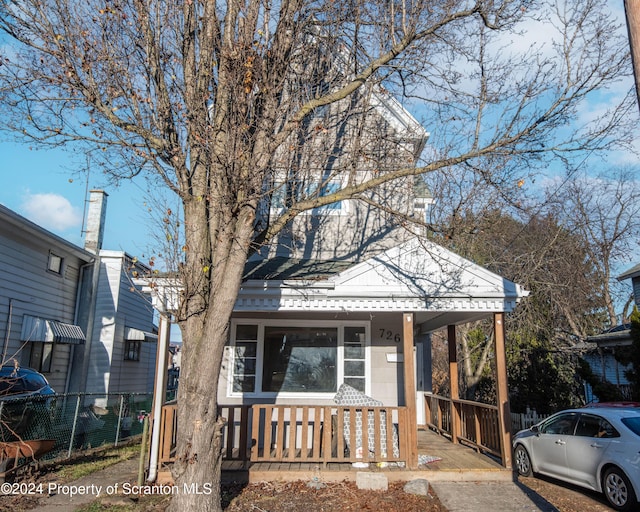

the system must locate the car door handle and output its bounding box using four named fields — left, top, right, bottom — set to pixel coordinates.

left=590, top=443, right=603, bottom=448
left=555, top=440, right=566, bottom=445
